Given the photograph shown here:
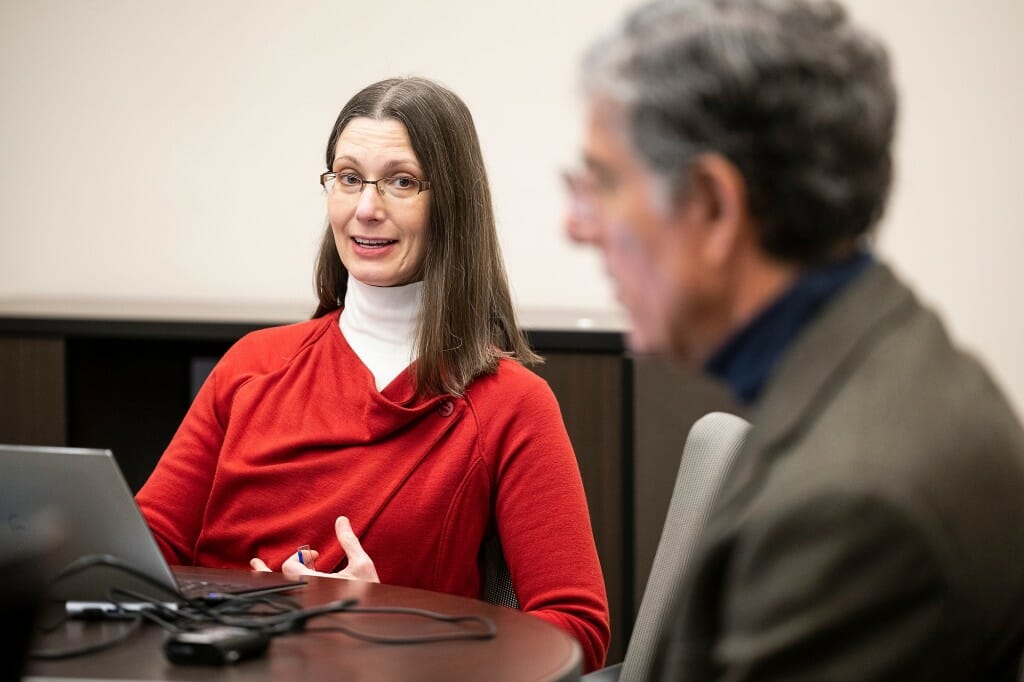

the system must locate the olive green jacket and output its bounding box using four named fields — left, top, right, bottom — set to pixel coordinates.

left=658, top=263, right=1024, bottom=680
